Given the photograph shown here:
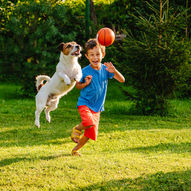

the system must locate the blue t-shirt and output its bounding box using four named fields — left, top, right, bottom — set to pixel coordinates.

left=77, top=64, right=114, bottom=112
